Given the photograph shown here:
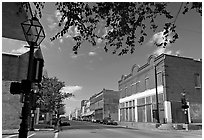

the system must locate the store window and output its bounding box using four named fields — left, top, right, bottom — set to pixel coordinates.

left=137, top=98, right=145, bottom=122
